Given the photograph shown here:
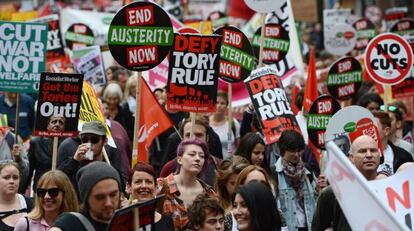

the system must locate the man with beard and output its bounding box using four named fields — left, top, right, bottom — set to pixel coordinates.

left=50, top=162, right=121, bottom=230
